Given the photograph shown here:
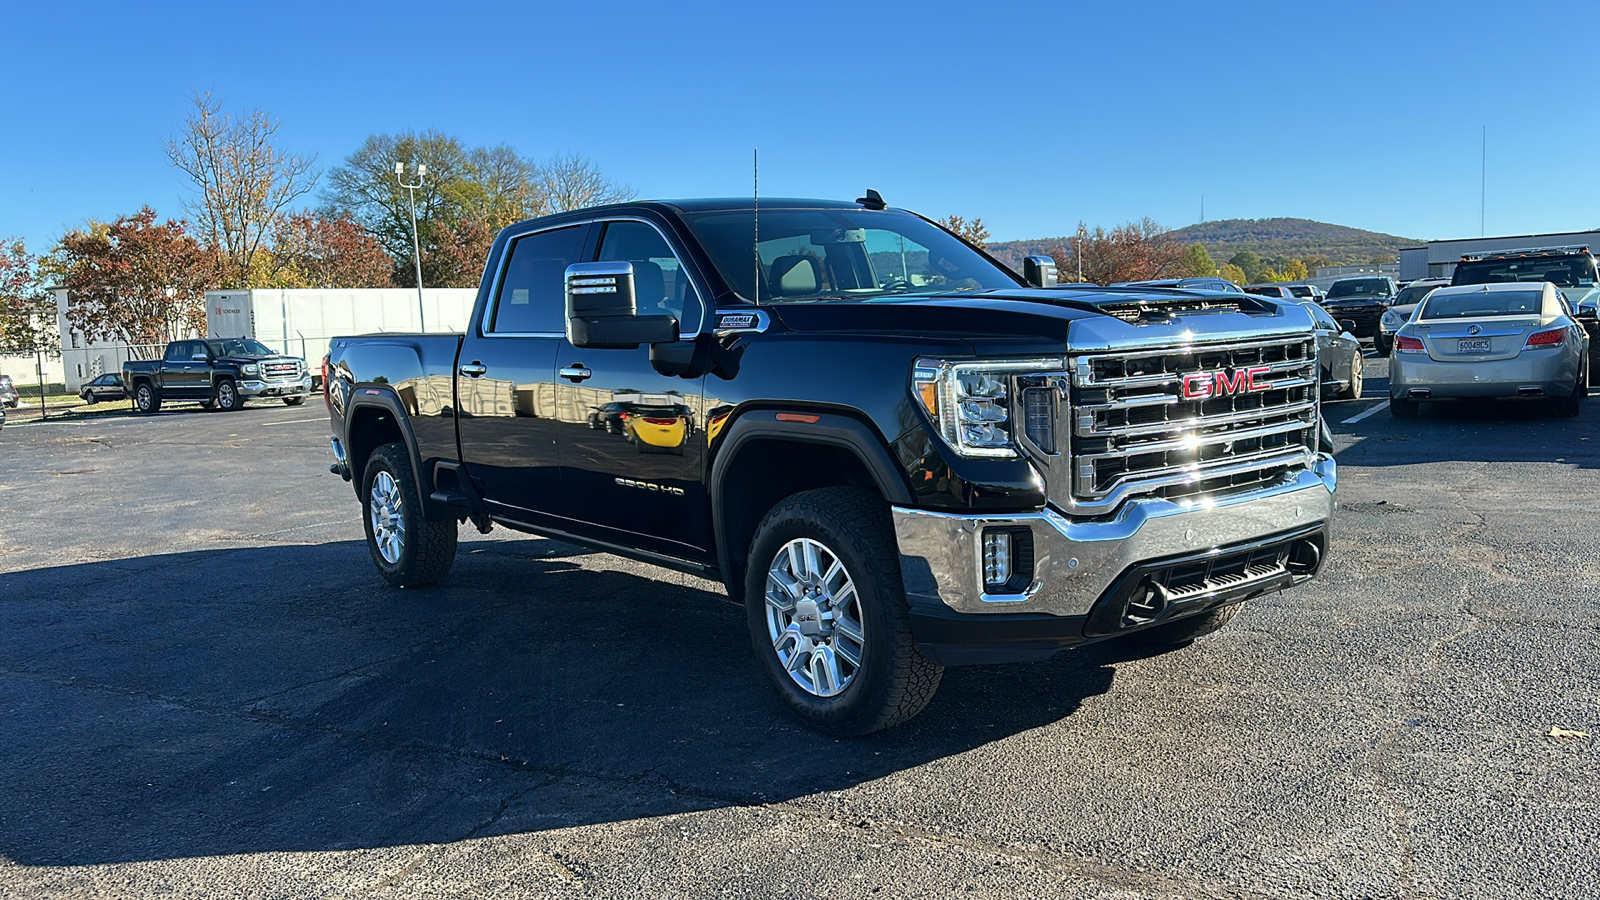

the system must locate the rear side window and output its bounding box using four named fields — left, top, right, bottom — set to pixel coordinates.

left=488, top=225, right=588, bottom=334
